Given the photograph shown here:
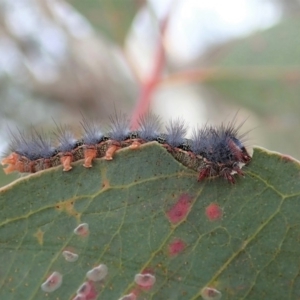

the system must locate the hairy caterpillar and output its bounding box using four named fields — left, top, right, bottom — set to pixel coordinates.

left=1, top=112, right=251, bottom=184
